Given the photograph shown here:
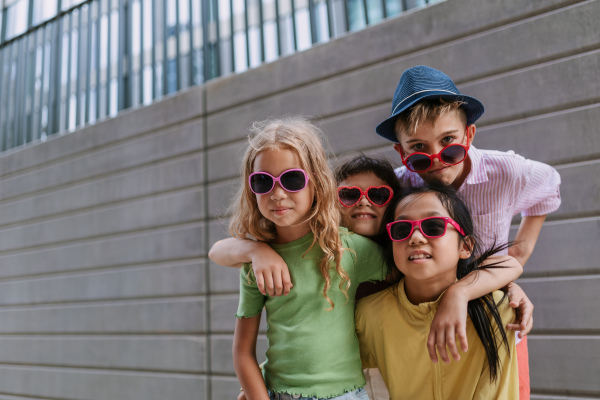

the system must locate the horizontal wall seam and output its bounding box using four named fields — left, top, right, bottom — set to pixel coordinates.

left=0, top=293, right=211, bottom=308
left=0, top=362, right=207, bottom=376
left=0, top=295, right=207, bottom=310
